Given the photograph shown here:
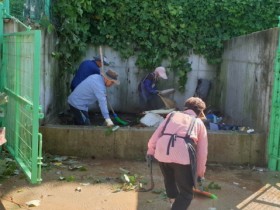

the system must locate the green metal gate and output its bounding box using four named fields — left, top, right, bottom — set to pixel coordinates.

left=268, top=16, right=280, bottom=171
left=0, top=3, right=44, bottom=184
